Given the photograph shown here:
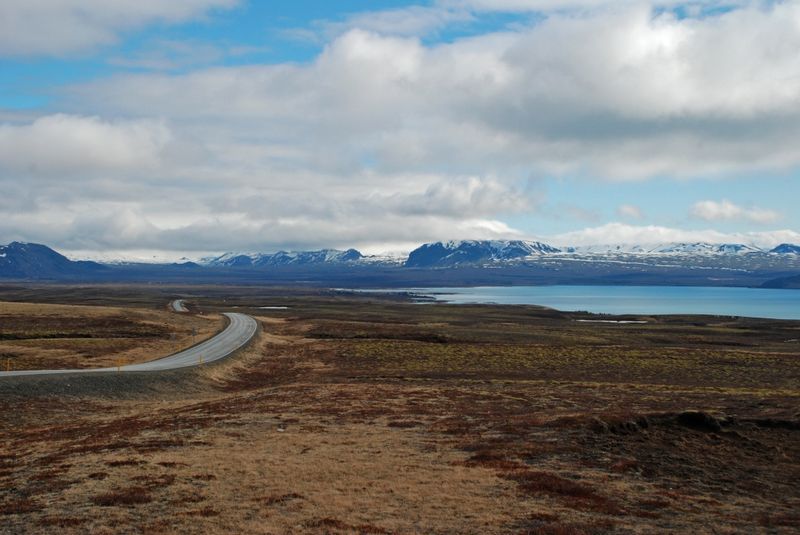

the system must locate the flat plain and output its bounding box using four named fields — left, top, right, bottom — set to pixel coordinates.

left=0, top=284, right=798, bottom=534
left=0, top=299, right=222, bottom=371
